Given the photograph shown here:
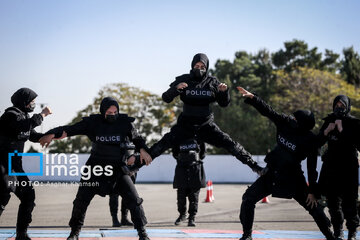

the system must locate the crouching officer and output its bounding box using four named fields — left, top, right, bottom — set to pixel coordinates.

left=173, top=138, right=206, bottom=227
left=0, top=88, right=52, bottom=240
left=237, top=87, right=335, bottom=240
left=39, top=97, right=152, bottom=240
